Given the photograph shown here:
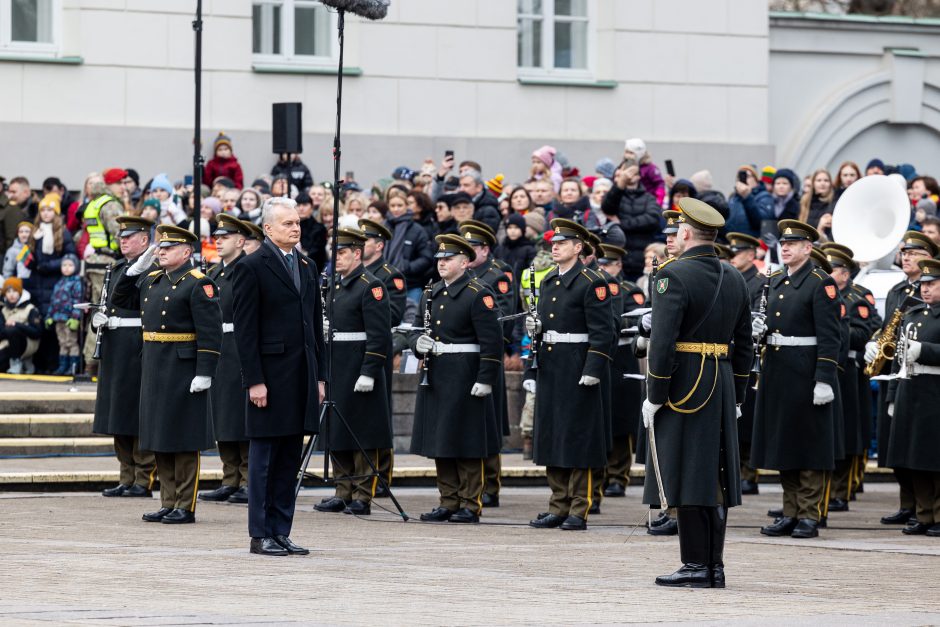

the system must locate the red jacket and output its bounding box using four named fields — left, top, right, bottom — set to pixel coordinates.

left=203, top=156, right=244, bottom=189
